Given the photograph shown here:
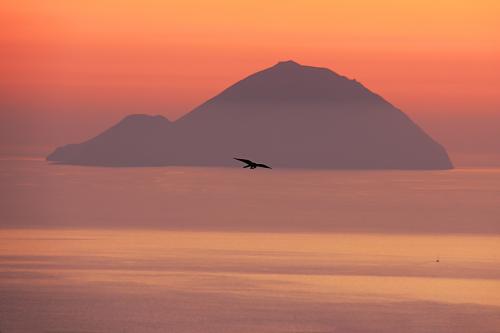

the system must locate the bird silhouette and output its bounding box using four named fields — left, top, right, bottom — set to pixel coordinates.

left=234, top=158, right=272, bottom=169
